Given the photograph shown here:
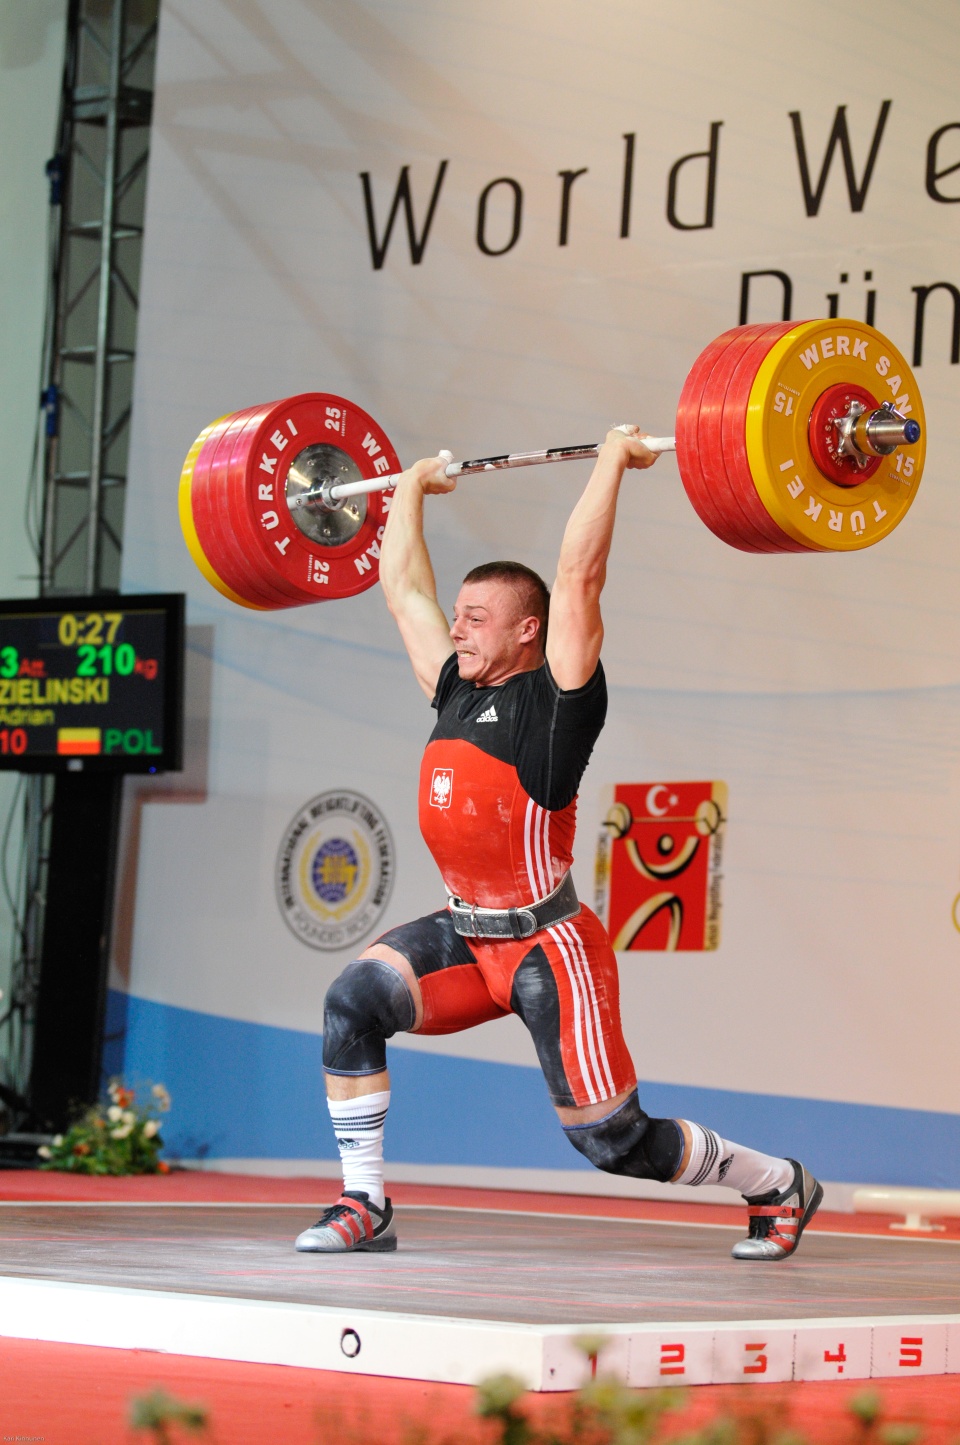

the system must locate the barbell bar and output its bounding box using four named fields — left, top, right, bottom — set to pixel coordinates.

left=302, top=435, right=679, bottom=509
left=179, top=319, right=926, bottom=610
